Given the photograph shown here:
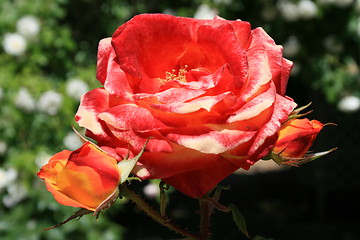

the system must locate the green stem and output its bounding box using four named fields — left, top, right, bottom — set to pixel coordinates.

left=119, top=185, right=201, bottom=240
left=199, top=198, right=211, bottom=240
